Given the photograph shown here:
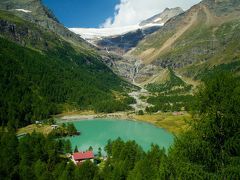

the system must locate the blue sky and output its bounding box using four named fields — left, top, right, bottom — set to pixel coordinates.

left=43, top=0, right=201, bottom=28
left=43, top=0, right=120, bottom=28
